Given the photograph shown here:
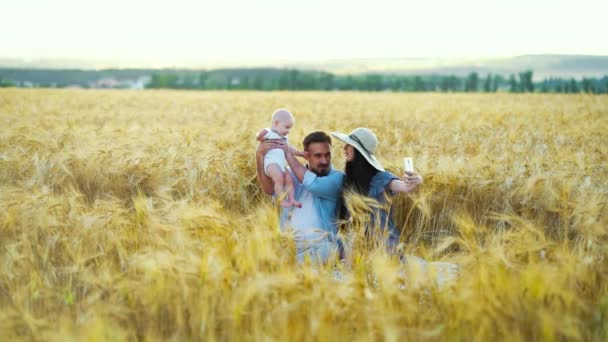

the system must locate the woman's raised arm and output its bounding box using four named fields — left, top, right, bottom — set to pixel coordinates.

left=389, top=171, right=423, bottom=194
